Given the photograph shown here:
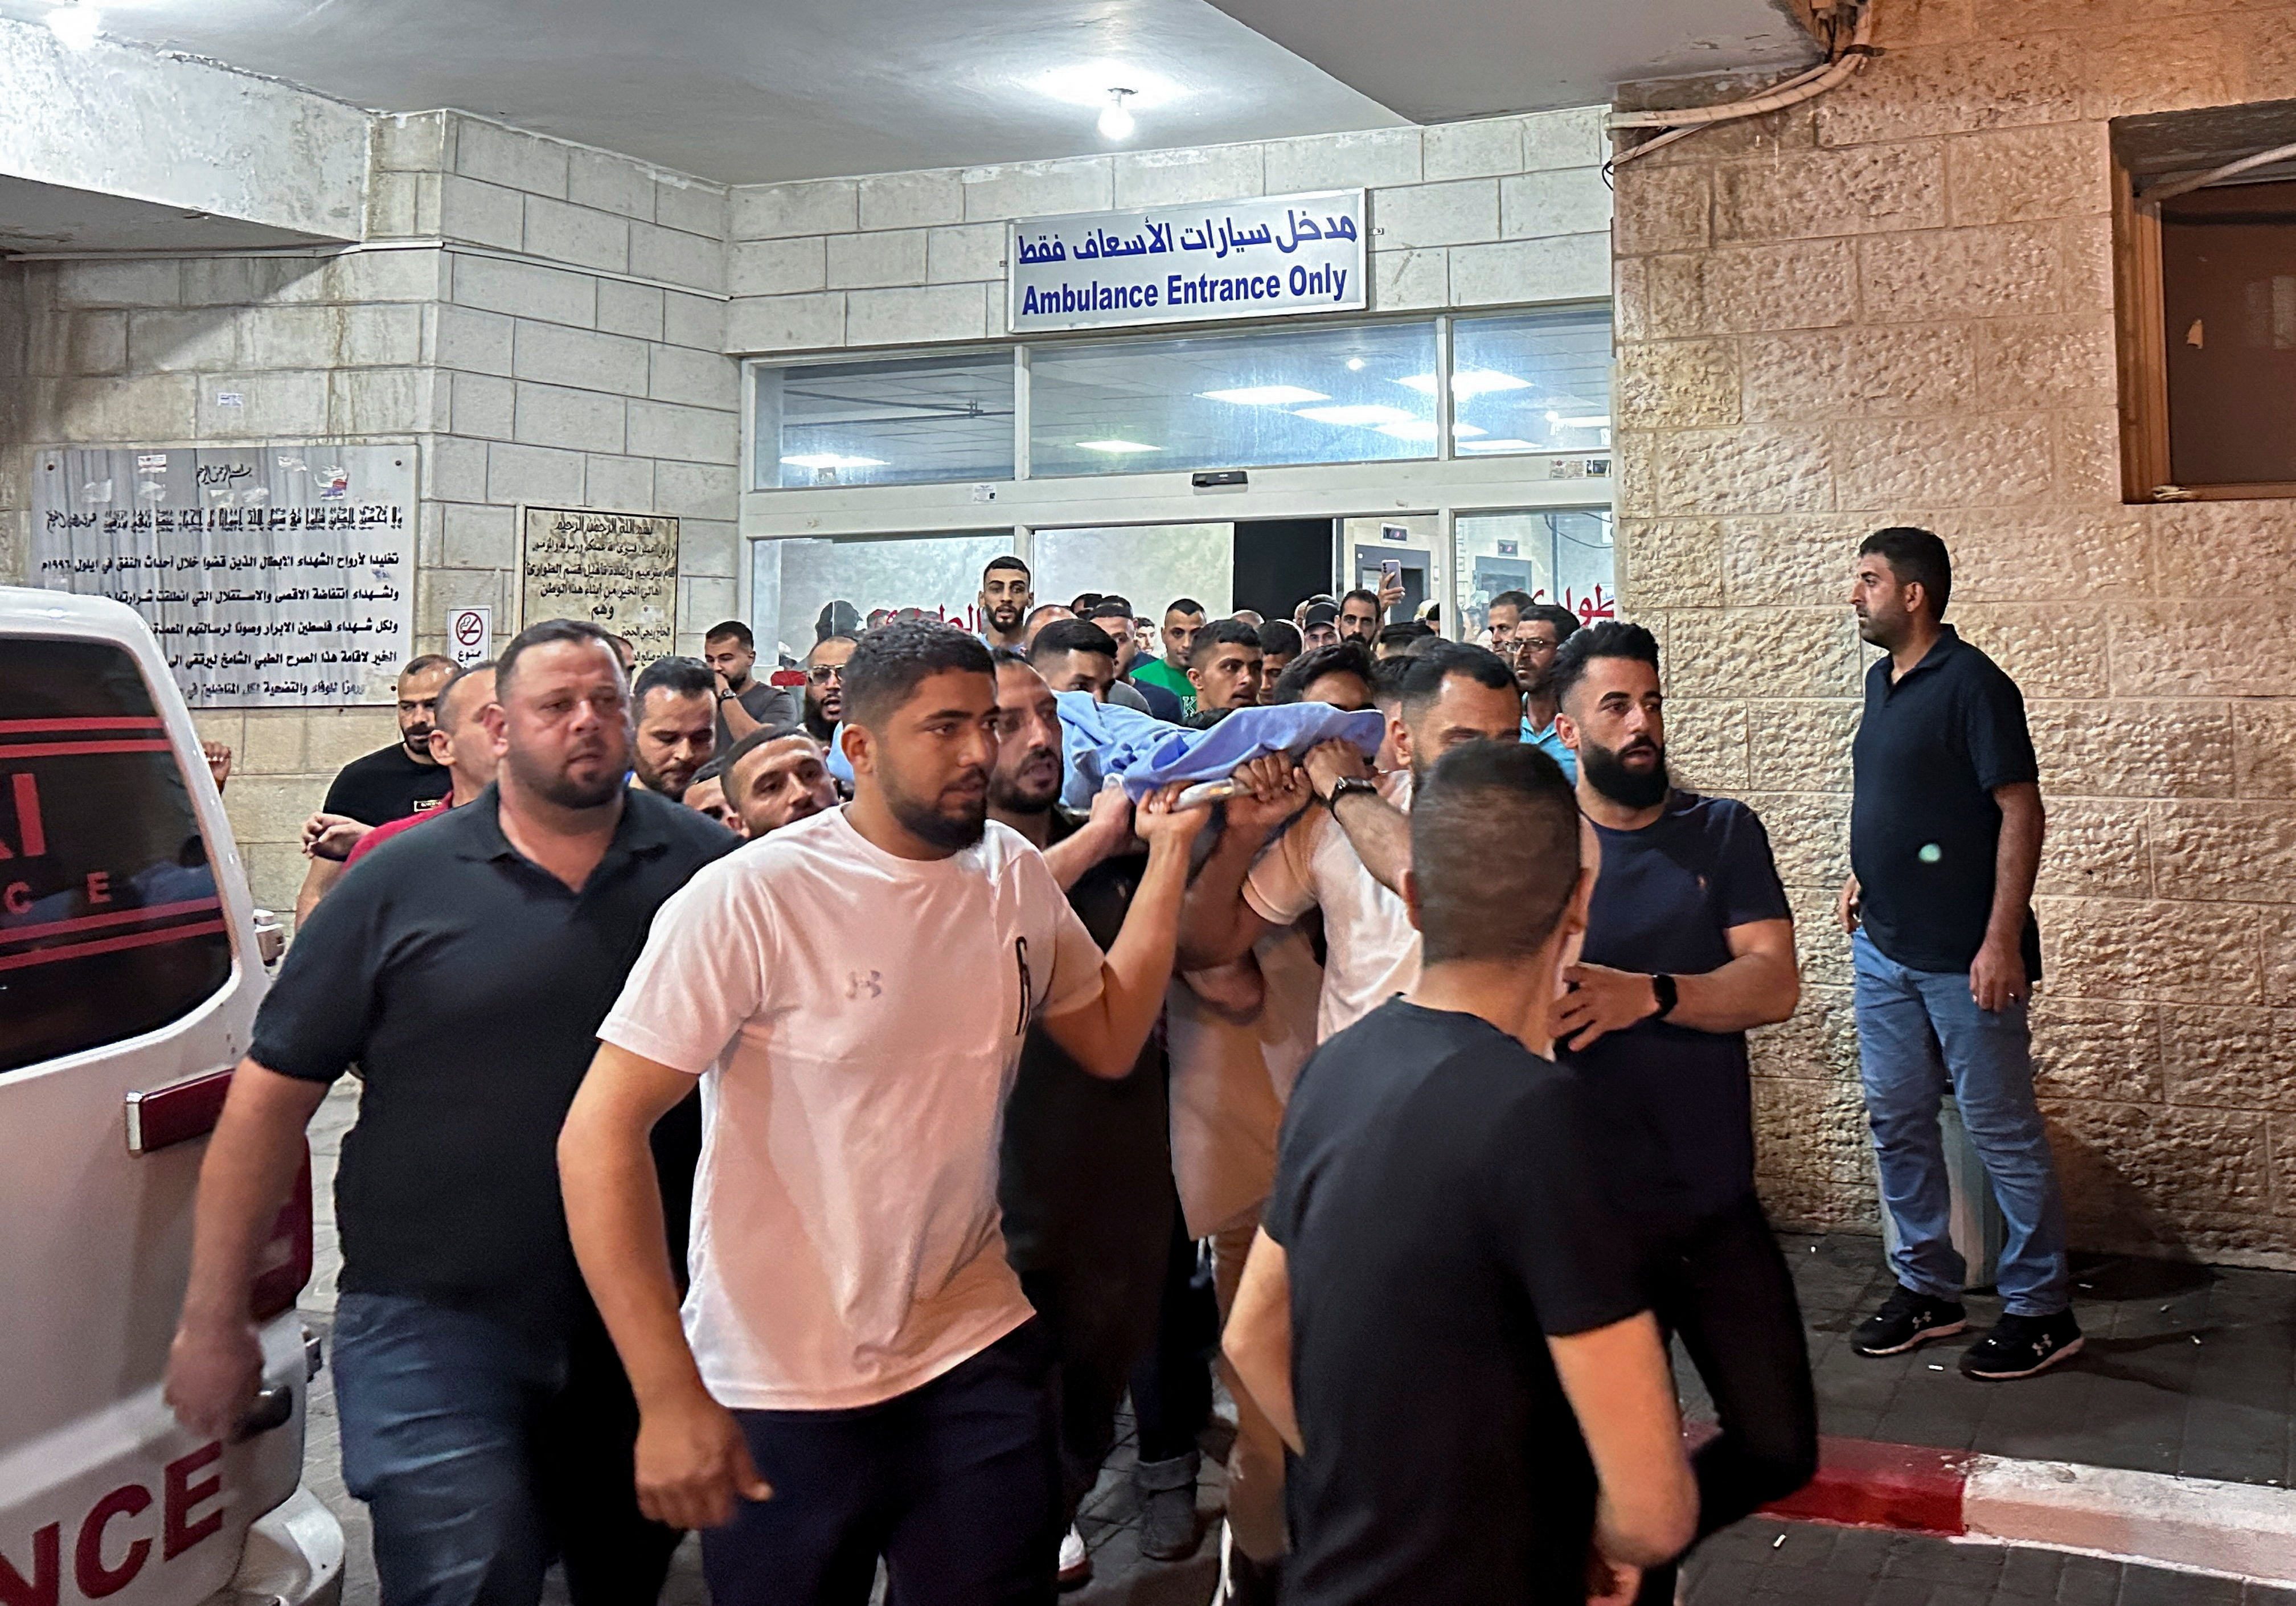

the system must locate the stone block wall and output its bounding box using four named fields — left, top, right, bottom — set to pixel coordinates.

left=3, top=112, right=741, bottom=918
left=723, top=108, right=1614, bottom=355
left=1610, top=0, right=2296, bottom=1263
